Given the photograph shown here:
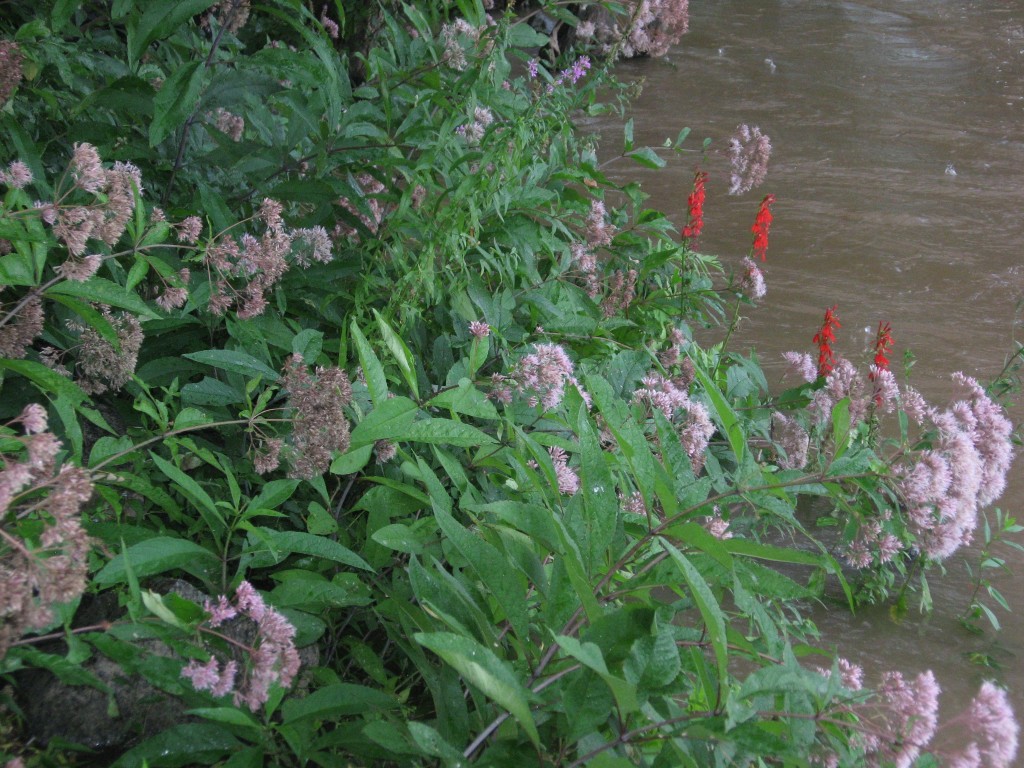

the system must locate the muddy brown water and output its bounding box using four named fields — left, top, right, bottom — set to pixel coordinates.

left=594, top=0, right=1024, bottom=728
